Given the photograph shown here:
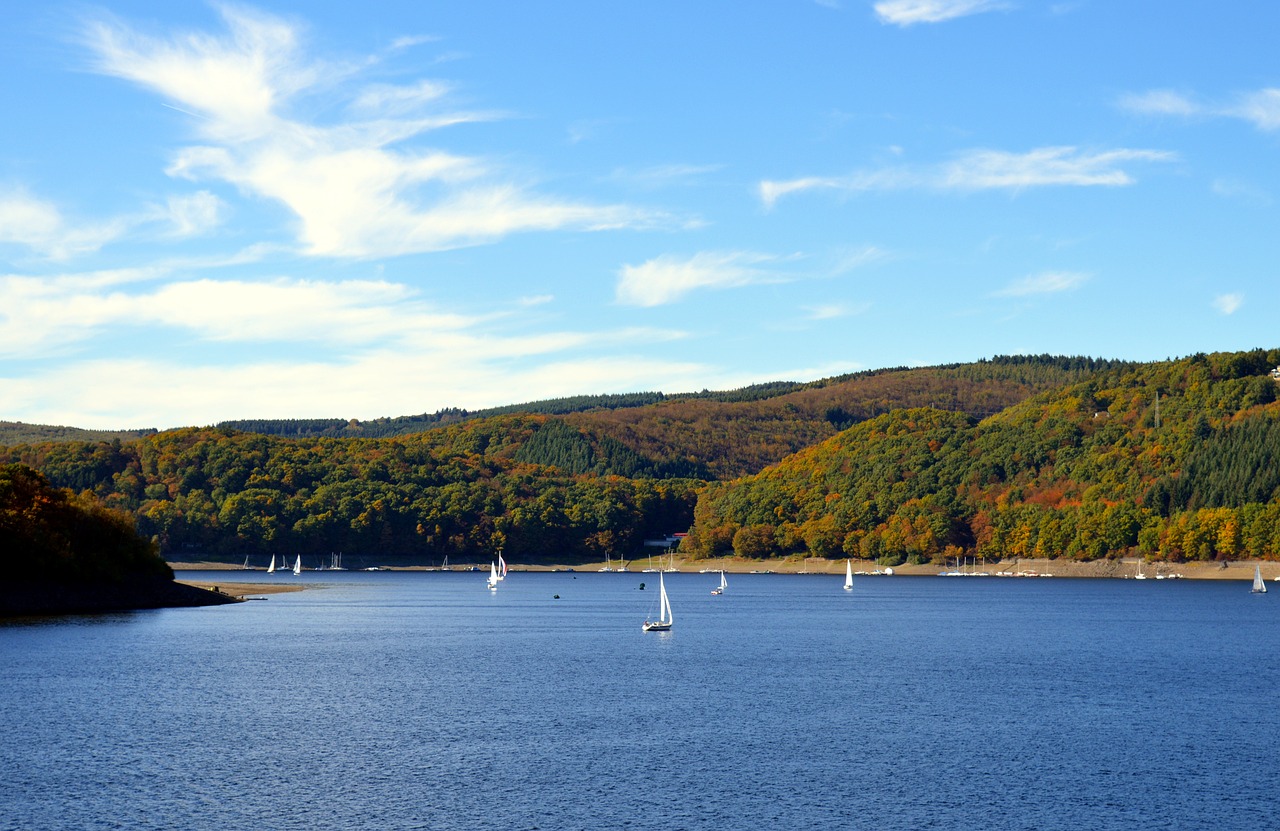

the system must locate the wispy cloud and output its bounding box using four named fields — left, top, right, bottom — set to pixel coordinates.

left=1213, top=293, right=1243, bottom=315
left=1211, top=178, right=1271, bottom=207
left=873, top=0, right=1008, bottom=27
left=1120, top=87, right=1280, bottom=132
left=0, top=189, right=133, bottom=260
left=803, top=303, right=867, bottom=320
left=993, top=271, right=1089, bottom=297
left=616, top=251, right=785, bottom=307
left=79, top=5, right=664, bottom=259
left=760, top=146, right=1174, bottom=207
left=607, top=163, right=724, bottom=190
